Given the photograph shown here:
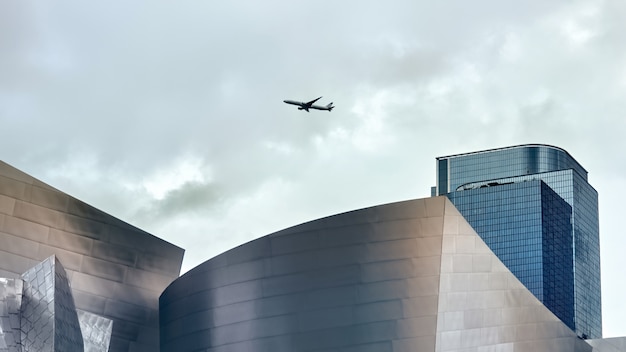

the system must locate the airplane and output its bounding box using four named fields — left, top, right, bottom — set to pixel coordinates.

left=283, top=96, right=334, bottom=112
